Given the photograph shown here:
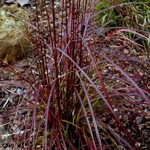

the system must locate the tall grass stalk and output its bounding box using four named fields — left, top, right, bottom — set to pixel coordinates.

left=0, top=0, right=149, bottom=149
